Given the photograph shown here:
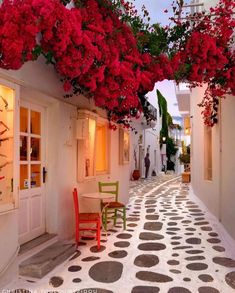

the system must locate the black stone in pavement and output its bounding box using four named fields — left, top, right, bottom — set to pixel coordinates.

left=134, top=254, right=159, bottom=267
left=212, top=257, right=235, bottom=267
left=72, top=278, right=81, bottom=283
left=128, top=223, right=138, bottom=227
left=82, top=256, right=100, bottom=262
left=116, top=233, right=132, bottom=239
left=89, top=261, right=123, bottom=283
left=169, top=269, right=181, bottom=274
left=186, top=237, right=201, bottom=245
left=173, top=246, right=192, bottom=250
left=207, top=238, right=221, bottom=244
left=185, top=256, right=205, bottom=261
left=145, top=200, right=157, bottom=204
left=127, top=217, right=140, bottom=222
left=145, top=215, right=159, bottom=220
left=170, top=217, right=184, bottom=220
left=198, top=287, right=220, bottom=293
left=167, top=260, right=180, bottom=265
left=212, top=246, right=225, bottom=252
left=144, top=222, right=163, bottom=231
left=198, top=274, right=214, bottom=282
left=194, top=221, right=209, bottom=226
left=146, top=209, right=155, bottom=213
left=108, top=250, right=128, bottom=259
left=139, top=232, right=164, bottom=241
left=201, top=226, right=213, bottom=231
left=225, top=271, right=235, bottom=289
left=90, top=245, right=106, bottom=253
left=131, top=286, right=160, bottom=293
left=138, top=242, right=166, bottom=251
left=68, top=265, right=81, bottom=272
left=136, top=271, right=173, bottom=282
left=186, top=250, right=204, bottom=254
left=49, top=276, right=64, bottom=287
left=167, top=227, right=180, bottom=231
left=208, top=232, right=218, bottom=237
left=168, top=287, right=191, bottom=293
left=114, top=241, right=130, bottom=248
left=186, top=263, right=208, bottom=271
